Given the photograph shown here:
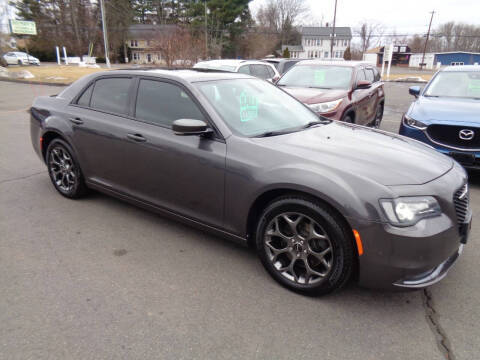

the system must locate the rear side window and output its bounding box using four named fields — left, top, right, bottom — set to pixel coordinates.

left=76, top=84, right=93, bottom=107
left=135, top=79, right=205, bottom=127
left=365, top=68, right=375, bottom=82
left=356, top=68, right=366, bottom=83
left=90, top=78, right=131, bottom=115
left=251, top=65, right=270, bottom=79
left=265, top=66, right=275, bottom=78
left=238, top=65, right=250, bottom=74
